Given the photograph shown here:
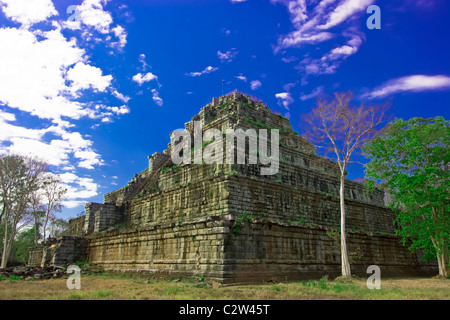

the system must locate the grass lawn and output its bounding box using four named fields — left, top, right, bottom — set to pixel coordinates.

left=0, top=273, right=448, bottom=300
